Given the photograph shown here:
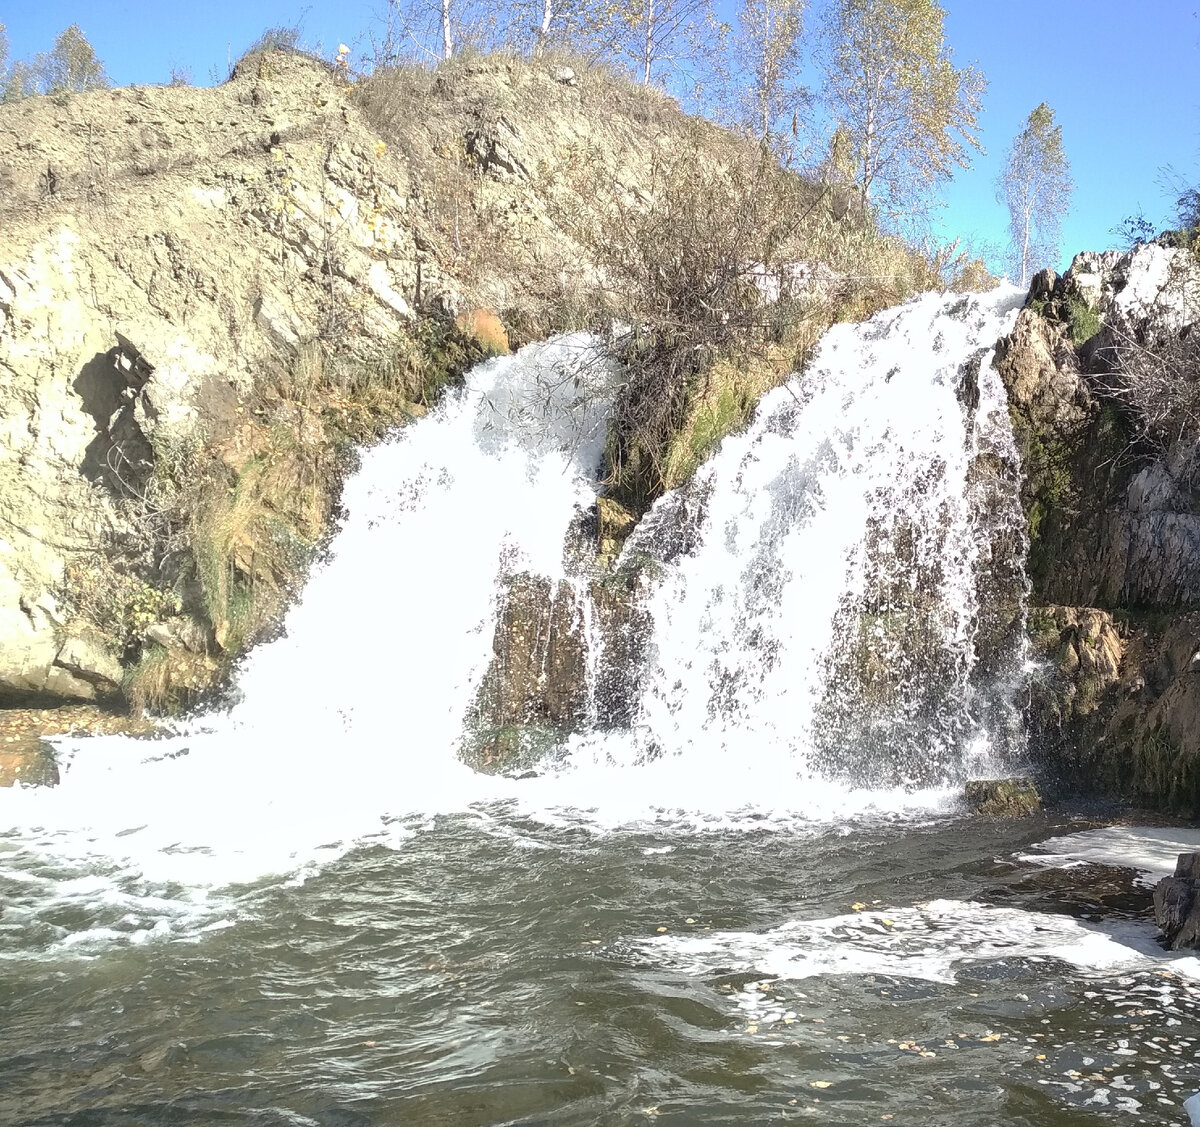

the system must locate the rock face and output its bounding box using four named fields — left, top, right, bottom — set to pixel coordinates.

left=999, top=242, right=1200, bottom=812
left=464, top=565, right=648, bottom=771
left=1154, top=852, right=1200, bottom=949
left=0, top=52, right=710, bottom=707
